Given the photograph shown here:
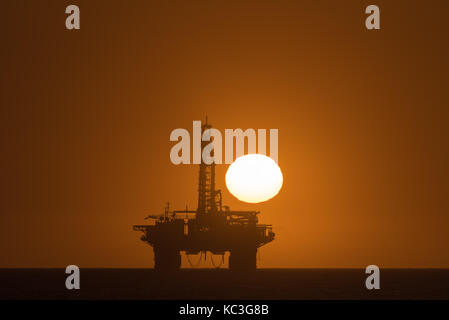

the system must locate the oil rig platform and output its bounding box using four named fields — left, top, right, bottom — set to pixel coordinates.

left=133, top=121, right=275, bottom=271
